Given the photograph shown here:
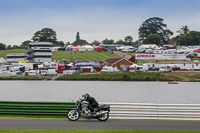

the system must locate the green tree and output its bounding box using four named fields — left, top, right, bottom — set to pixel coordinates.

left=11, top=45, right=19, bottom=49
left=92, top=40, right=101, bottom=45
left=102, top=38, right=114, bottom=44
left=66, top=42, right=71, bottom=46
left=138, top=17, right=173, bottom=44
left=73, top=39, right=88, bottom=46
left=143, top=34, right=161, bottom=45
left=176, top=31, right=200, bottom=46
left=76, top=32, right=80, bottom=41
left=125, top=36, right=133, bottom=45
left=72, top=32, right=88, bottom=45
left=177, top=25, right=190, bottom=35
left=0, top=43, right=6, bottom=50
left=19, top=40, right=31, bottom=49
left=135, top=40, right=142, bottom=46
left=116, top=39, right=125, bottom=44
left=32, top=28, right=57, bottom=42
left=53, top=41, right=65, bottom=47
left=6, top=45, right=12, bottom=50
